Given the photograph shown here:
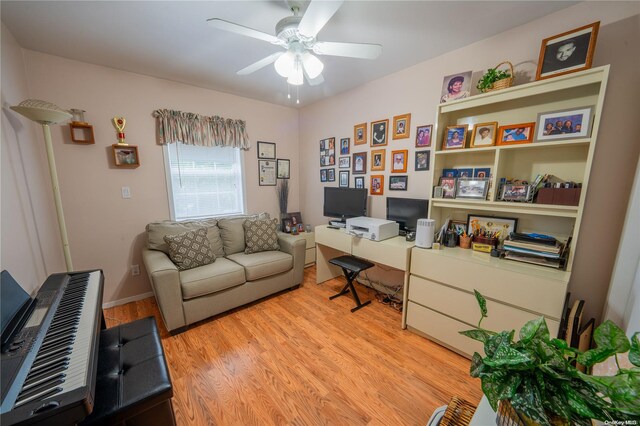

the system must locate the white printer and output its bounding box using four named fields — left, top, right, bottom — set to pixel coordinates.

left=345, top=217, right=399, bottom=241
